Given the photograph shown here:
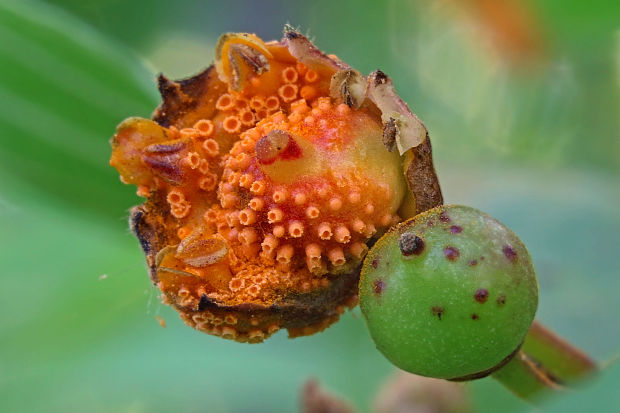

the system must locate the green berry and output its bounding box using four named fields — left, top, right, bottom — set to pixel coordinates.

left=360, top=205, right=538, bottom=380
